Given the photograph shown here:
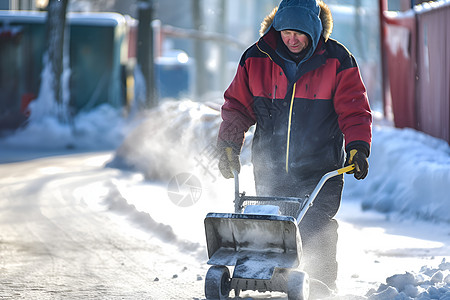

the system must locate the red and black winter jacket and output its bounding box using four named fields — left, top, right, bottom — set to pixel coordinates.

left=218, top=25, right=372, bottom=178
